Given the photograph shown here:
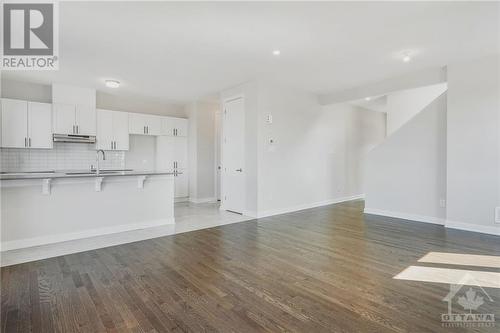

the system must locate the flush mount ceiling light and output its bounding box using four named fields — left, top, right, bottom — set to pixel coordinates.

left=402, top=53, right=412, bottom=63
left=272, top=49, right=281, bottom=56
left=365, top=97, right=372, bottom=101
left=105, top=79, right=120, bottom=88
